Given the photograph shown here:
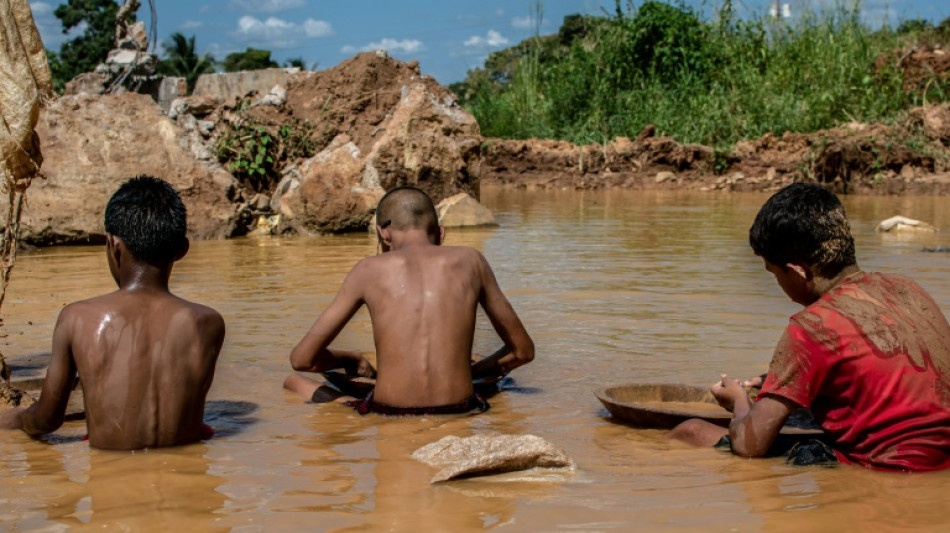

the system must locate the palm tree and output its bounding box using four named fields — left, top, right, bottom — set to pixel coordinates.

left=158, top=33, right=215, bottom=94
